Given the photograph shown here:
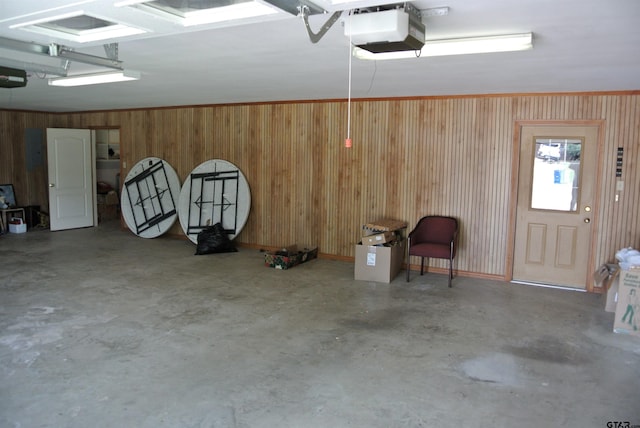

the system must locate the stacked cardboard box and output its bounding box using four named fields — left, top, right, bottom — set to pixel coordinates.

left=355, top=218, right=407, bottom=283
